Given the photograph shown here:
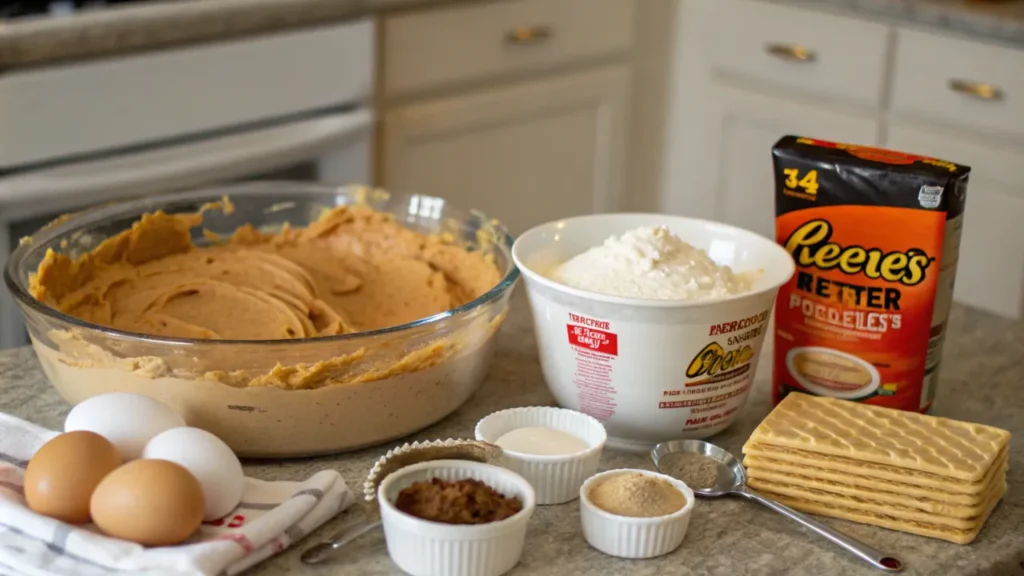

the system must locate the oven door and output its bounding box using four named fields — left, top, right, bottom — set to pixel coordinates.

left=0, top=107, right=373, bottom=349
left=0, top=108, right=373, bottom=212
